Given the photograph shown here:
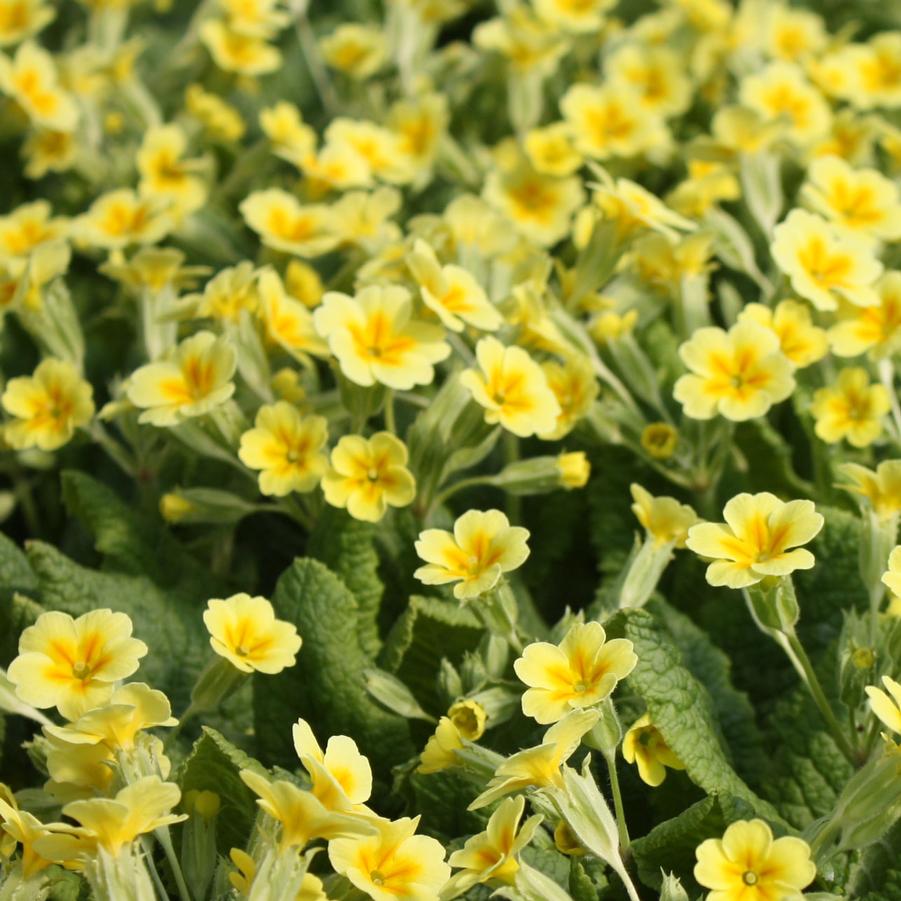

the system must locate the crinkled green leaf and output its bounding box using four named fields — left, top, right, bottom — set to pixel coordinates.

left=0, top=592, right=44, bottom=669
left=0, top=532, right=36, bottom=599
